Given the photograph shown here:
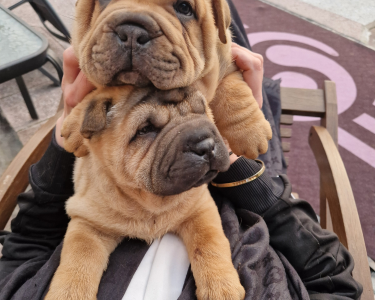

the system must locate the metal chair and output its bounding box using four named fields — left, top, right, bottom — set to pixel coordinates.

left=9, top=0, right=71, bottom=43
